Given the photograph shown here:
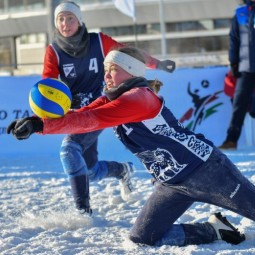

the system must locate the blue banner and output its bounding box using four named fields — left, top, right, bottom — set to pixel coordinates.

left=1, top=67, right=254, bottom=164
